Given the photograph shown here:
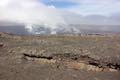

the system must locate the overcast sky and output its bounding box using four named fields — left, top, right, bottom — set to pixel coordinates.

left=0, top=0, right=120, bottom=34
